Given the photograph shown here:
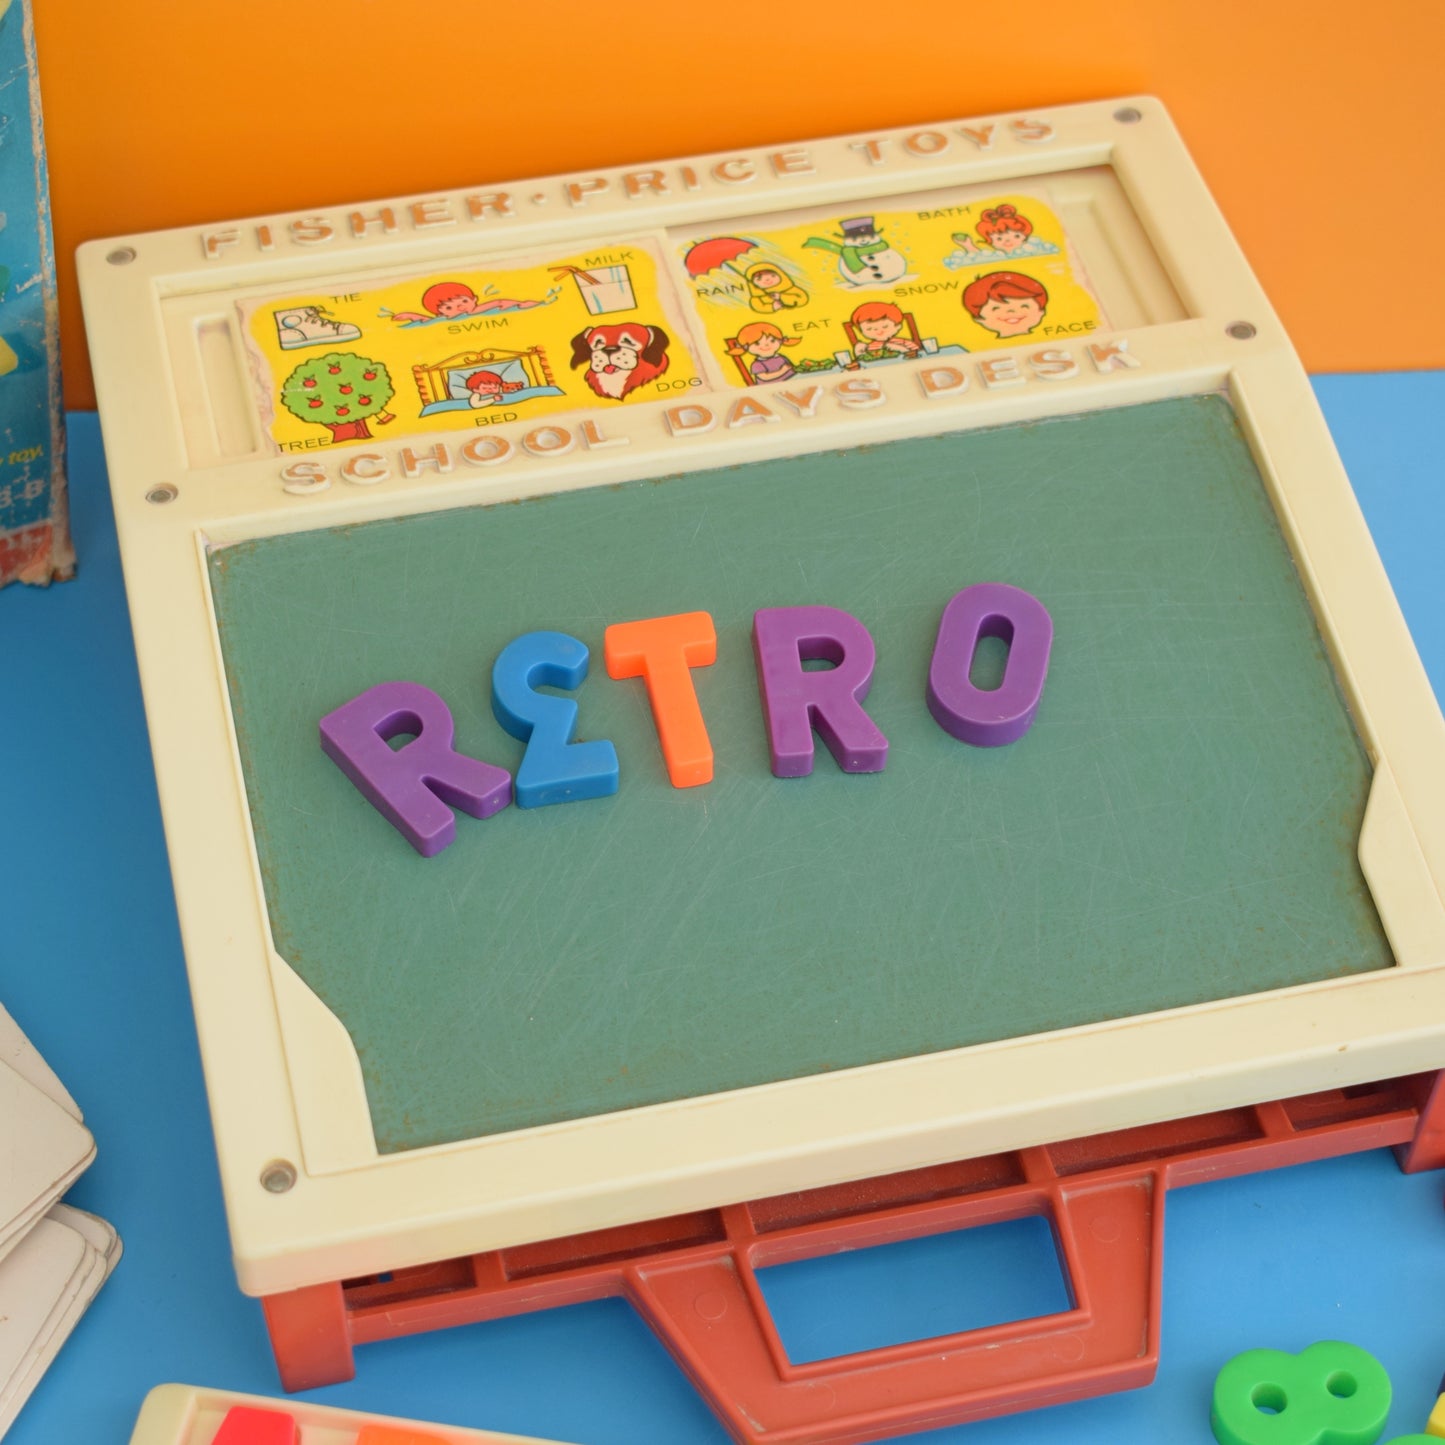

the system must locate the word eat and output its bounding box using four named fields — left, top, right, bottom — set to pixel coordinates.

left=319, top=584, right=1053, bottom=857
